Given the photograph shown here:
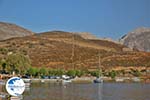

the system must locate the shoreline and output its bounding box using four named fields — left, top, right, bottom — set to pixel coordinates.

left=22, top=76, right=150, bottom=84
left=0, top=74, right=149, bottom=84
